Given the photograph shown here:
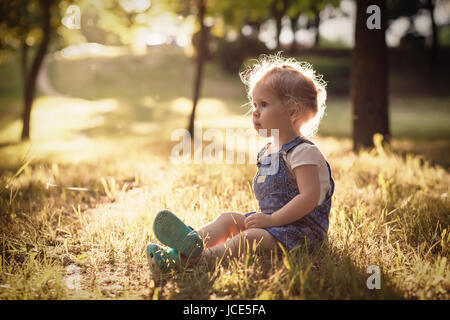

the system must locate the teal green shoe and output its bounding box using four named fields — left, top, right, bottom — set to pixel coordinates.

left=146, top=243, right=179, bottom=273
left=153, top=210, right=203, bottom=258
